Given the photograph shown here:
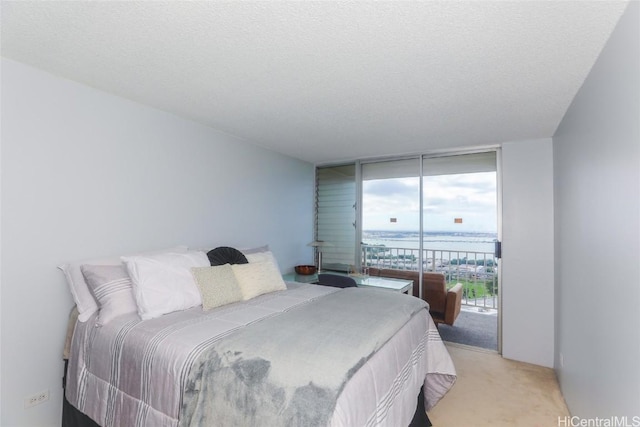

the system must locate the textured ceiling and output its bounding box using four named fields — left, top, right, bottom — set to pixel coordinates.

left=1, top=1, right=628, bottom=164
